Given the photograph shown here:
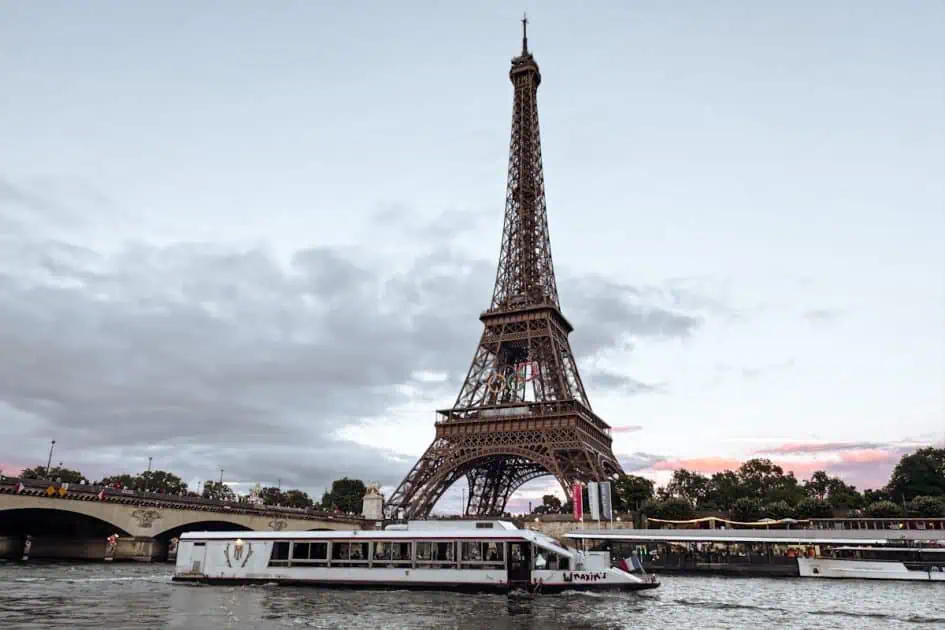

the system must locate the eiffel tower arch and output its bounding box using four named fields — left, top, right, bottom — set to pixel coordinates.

left=386, top=19, right=624, bottom=519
